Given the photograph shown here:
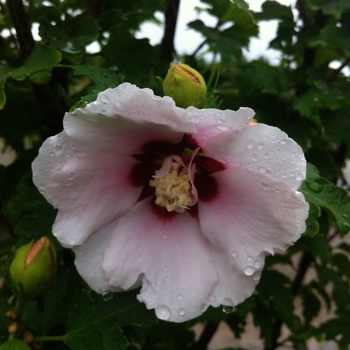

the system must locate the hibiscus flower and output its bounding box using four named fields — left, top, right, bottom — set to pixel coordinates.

left=32, top=83, right=308, bottom=322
